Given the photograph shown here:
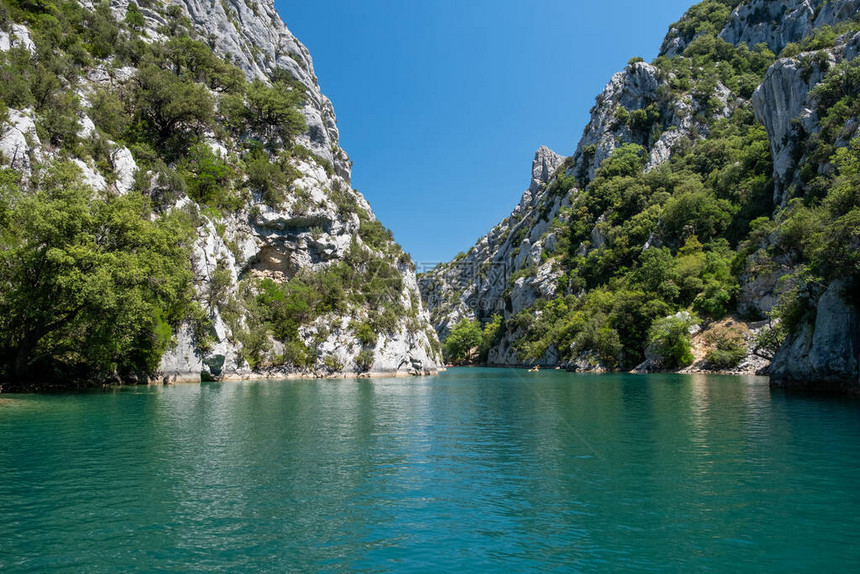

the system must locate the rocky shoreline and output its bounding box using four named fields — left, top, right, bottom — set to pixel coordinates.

left=0, top=366, right=446, bottom=394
